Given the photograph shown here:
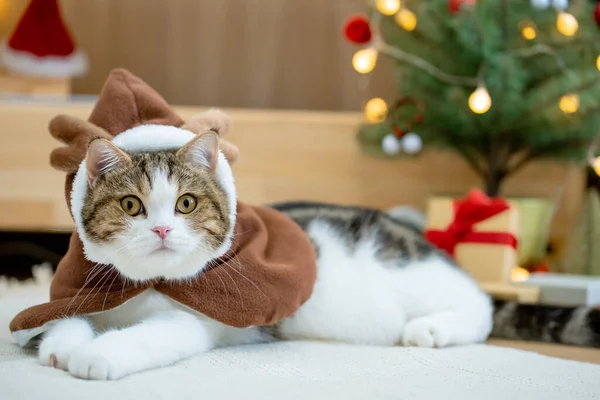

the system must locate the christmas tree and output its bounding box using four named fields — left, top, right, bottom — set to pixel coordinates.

left=349, top=0, right=600, bottom=196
